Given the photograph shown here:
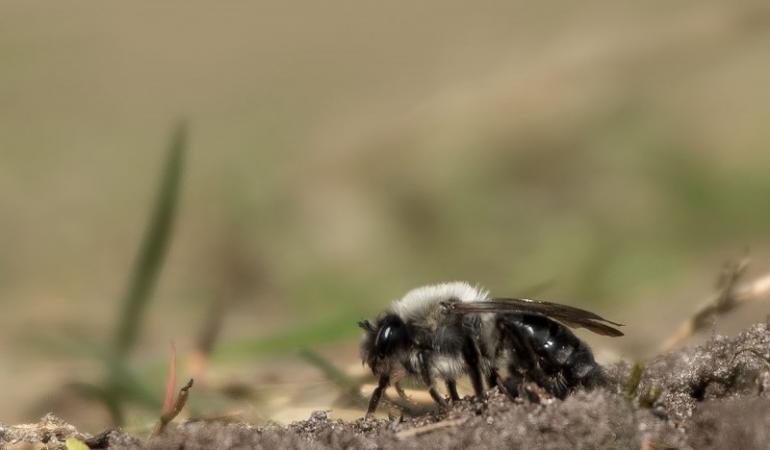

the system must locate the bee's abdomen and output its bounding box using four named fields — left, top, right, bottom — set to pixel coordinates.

left=497, top=313, right=604, bottom=396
